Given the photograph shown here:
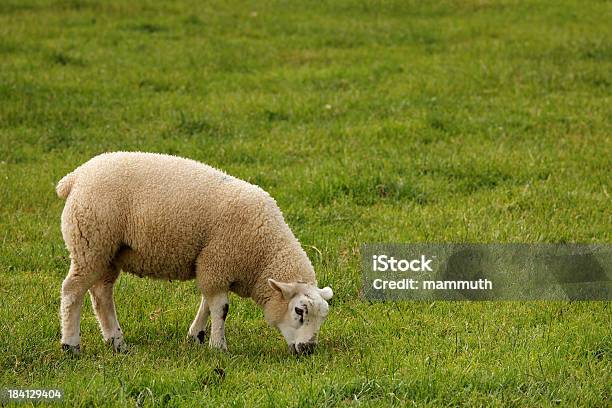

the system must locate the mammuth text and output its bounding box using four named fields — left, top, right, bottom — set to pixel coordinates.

left=372, top=279, right=492, bottom=290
